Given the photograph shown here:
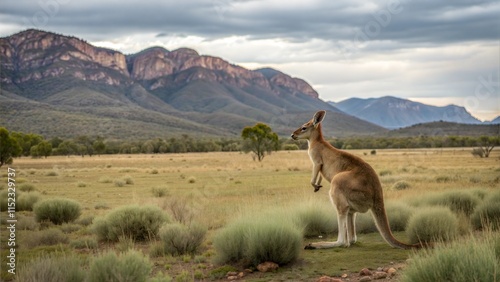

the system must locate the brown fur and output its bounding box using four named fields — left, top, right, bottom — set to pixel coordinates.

left=291, top=110, right=421, bottom=249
